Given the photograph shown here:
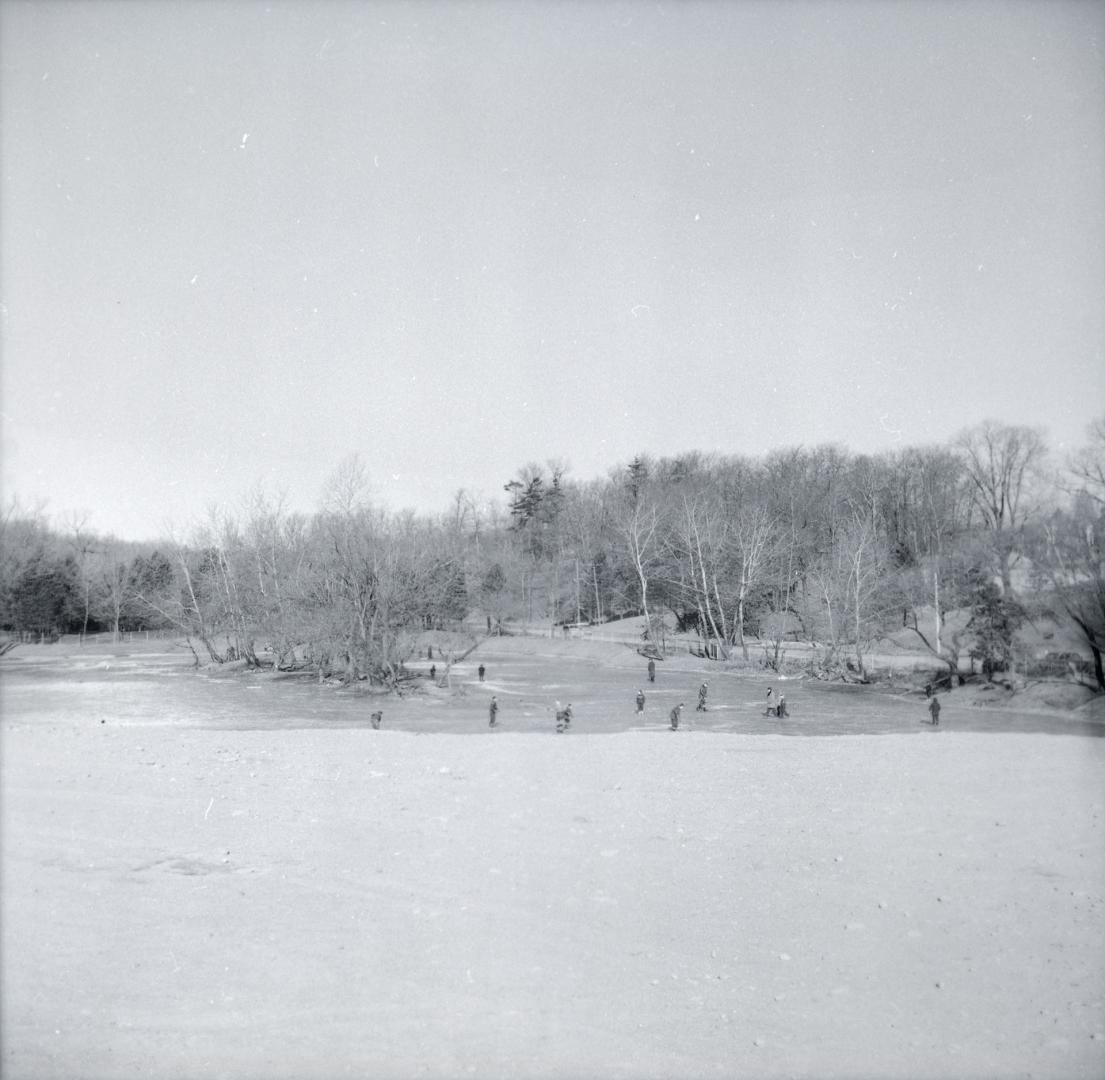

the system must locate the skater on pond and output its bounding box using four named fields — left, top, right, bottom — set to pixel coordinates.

left=636, top=689, right=646, bottom=714
left=489, top=696, right=499, bottom=727
left=555, top=700, right=568, bottom=733
left=428, top=645, right=433, bottom=660
left=777, top=694, right=788, bottom=718
left=927, top=696, right=941, bottom=726
left=697, top=681, right=709, bottom=711
left=478, top=663, right=486, bottom=682
left=670, top=702, right=684, bottom=730
left=765, top=687, right=777, bottom=717
left=564, top=703, right=573, bottom=729
left=647, top=658, right=656, bottom=683
left=429, top=664, right=436, bottom=681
